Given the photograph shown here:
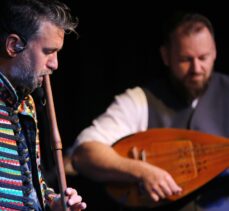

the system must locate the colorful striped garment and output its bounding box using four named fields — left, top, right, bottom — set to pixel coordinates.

left=0, top=73, right=56, bottom=210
